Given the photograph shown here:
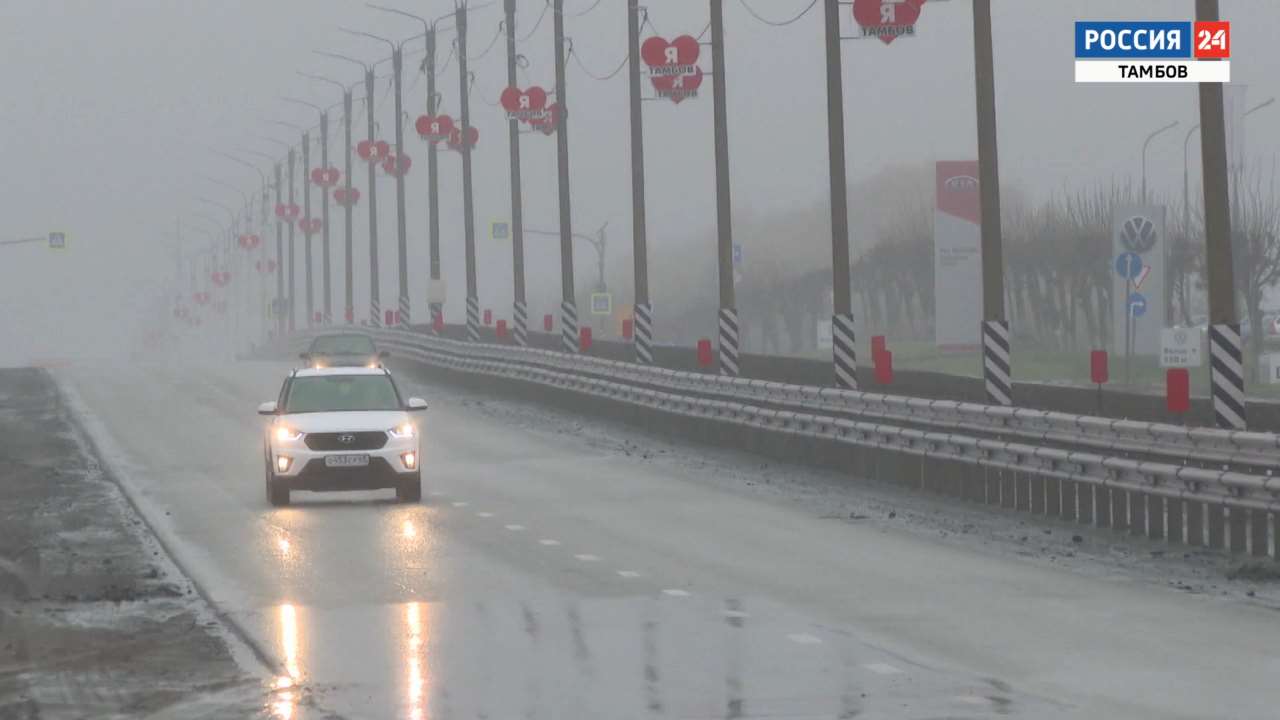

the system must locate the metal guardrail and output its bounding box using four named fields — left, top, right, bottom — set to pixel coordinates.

left=286, top=327, right=1280, bottom=554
